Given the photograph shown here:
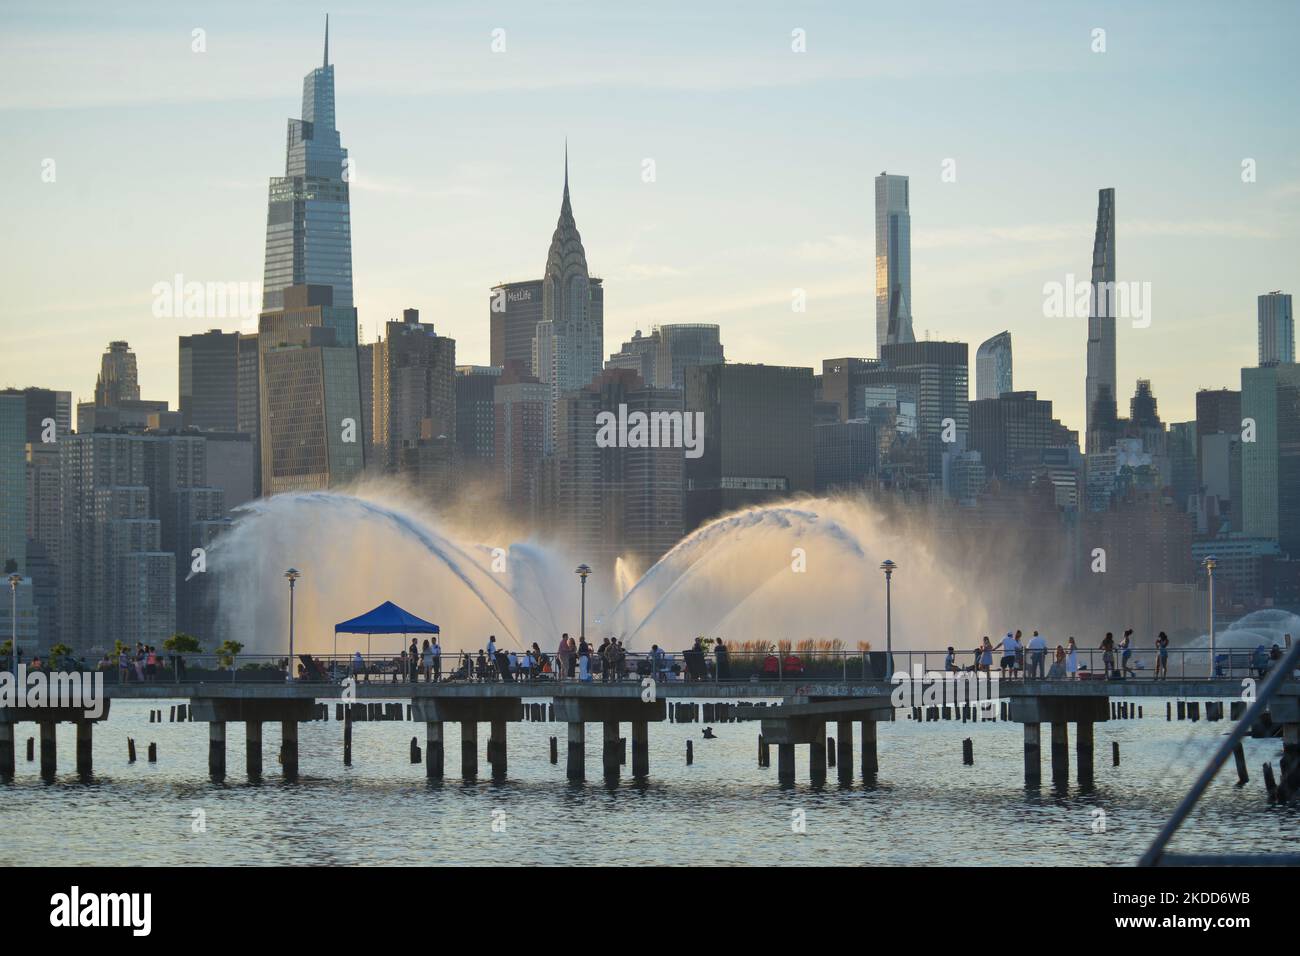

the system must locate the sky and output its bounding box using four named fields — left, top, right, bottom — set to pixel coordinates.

left=1, top=0, right=1298, bottom=434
